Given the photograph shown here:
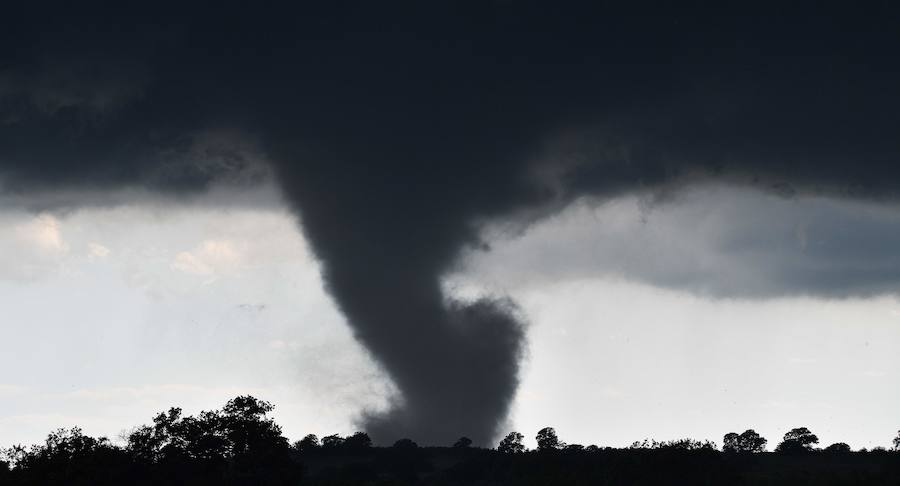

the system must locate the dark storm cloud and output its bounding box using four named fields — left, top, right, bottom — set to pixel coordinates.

left=2, top=3, right=900, bottom=444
